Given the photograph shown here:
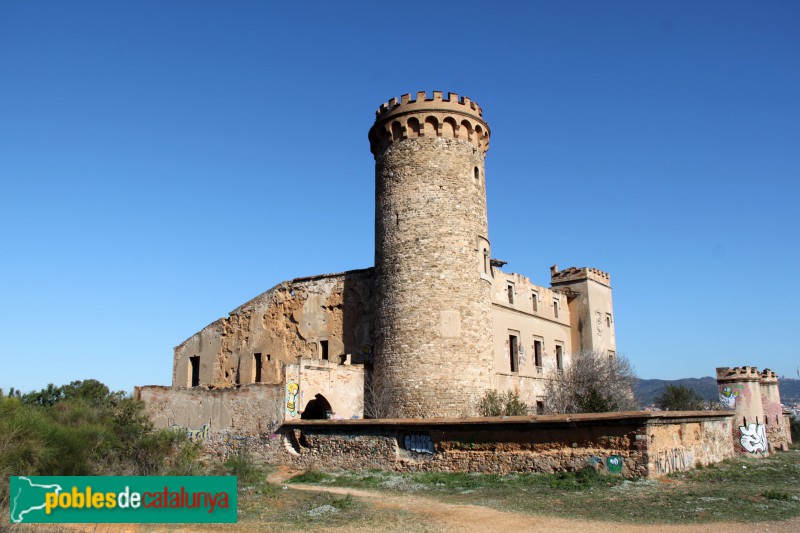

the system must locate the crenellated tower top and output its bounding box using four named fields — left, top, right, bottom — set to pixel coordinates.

left=716, top=366, right=762, bottom=383
left=368, top=91, right=491, bottom=157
